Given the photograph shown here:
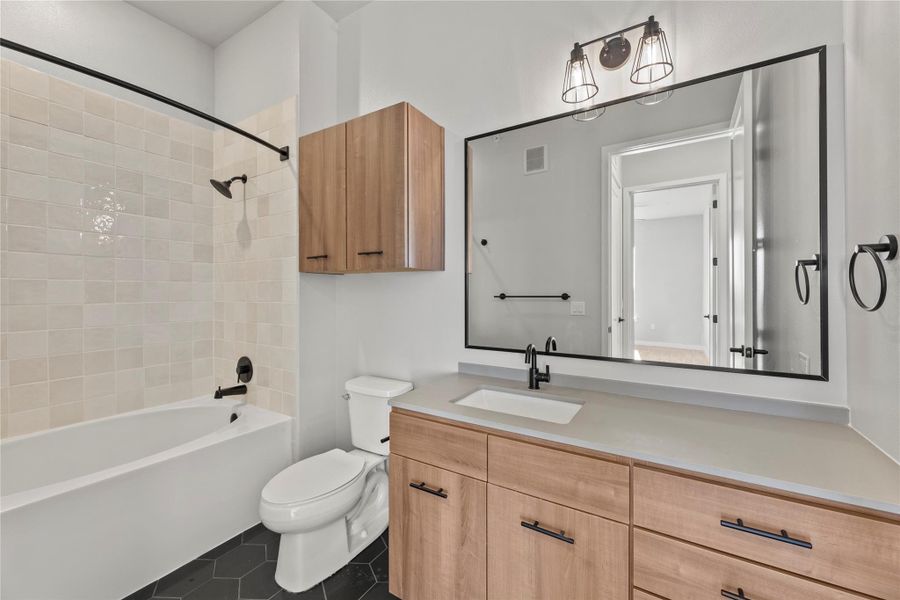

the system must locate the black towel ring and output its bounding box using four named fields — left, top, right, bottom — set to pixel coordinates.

left=794, top=254, right=820, bottom=305
left=849, top=234, right=897, bottom=312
